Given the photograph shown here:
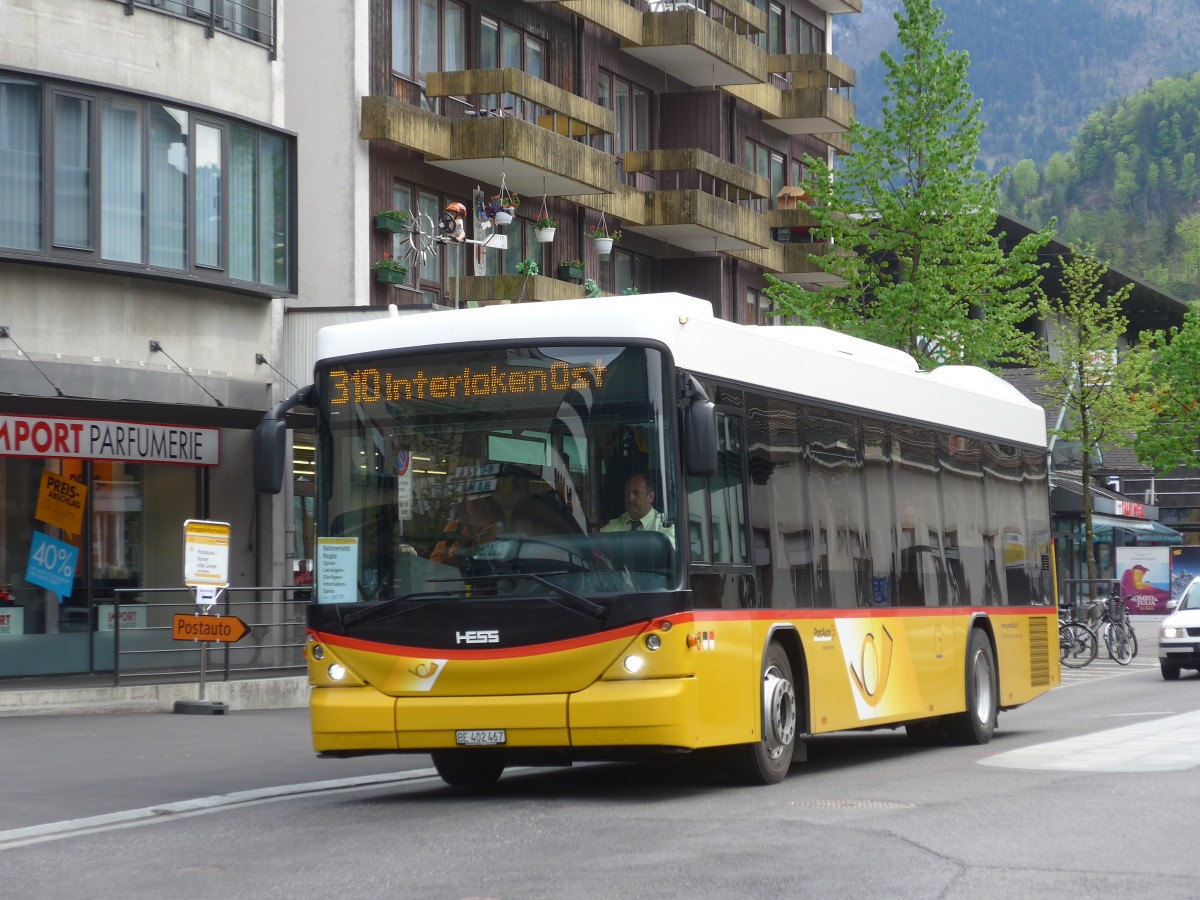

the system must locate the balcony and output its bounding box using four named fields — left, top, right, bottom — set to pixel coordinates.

left=625, top=4, right=767, bottom=86
left=726, top=53, right=855, bottom=135
left=807, top=0, right=861, bottom=13
left=450, top=275, right=586, bottom=305
left=734, top=241, right=846, bottom=285
left=619, top=149, right=772, bottom=252
left=558, top=0, right=767, bottom=87
left=361, top=69, right=616, bottom=198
